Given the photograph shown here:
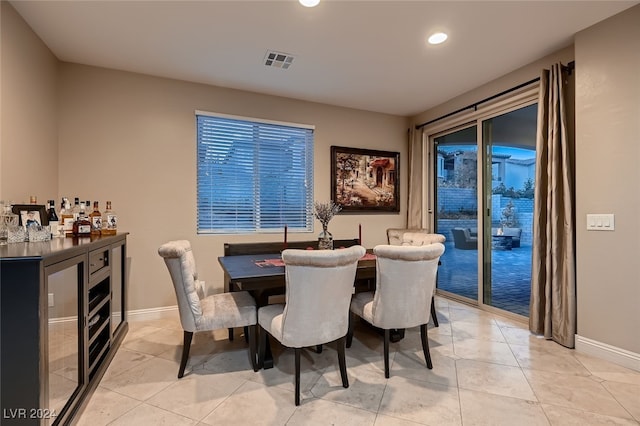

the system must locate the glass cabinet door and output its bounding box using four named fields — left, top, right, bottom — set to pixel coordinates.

left=46, top=259, right=83, bottom=424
